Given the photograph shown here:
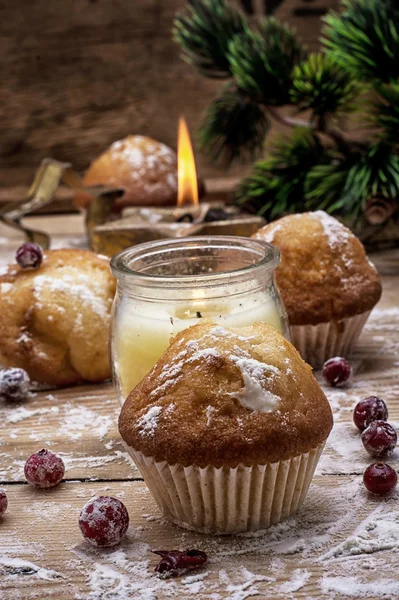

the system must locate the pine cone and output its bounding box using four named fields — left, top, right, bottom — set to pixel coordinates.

left=364, top=197, right=397, bottom=225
